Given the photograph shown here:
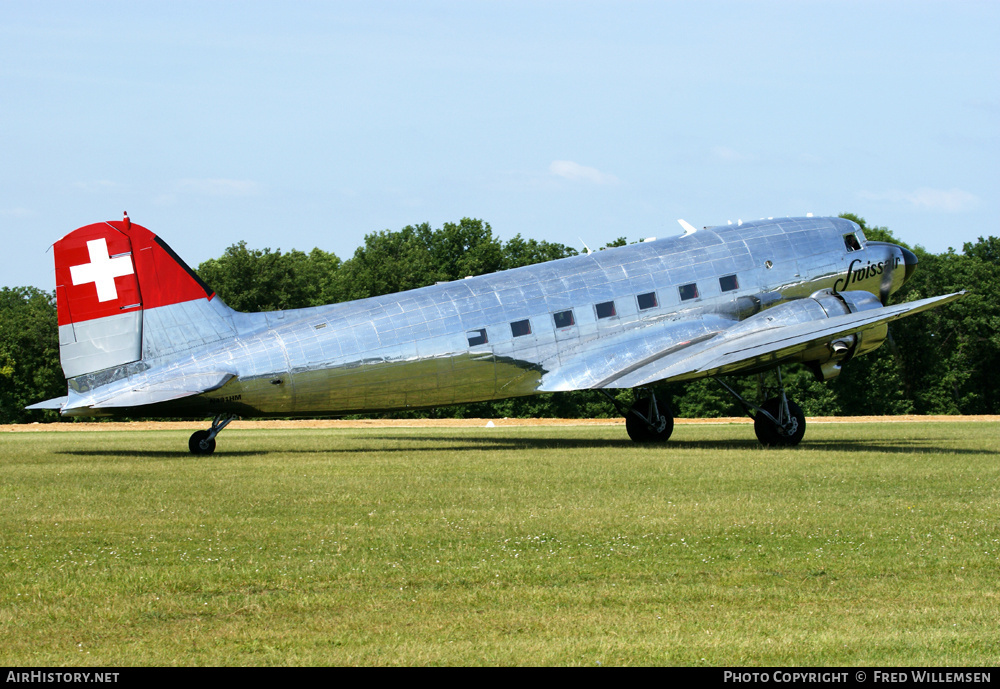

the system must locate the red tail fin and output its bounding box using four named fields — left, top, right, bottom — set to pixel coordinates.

left=55, top=217, right=214, bottom=327
left=54, top=217, right=217, bottom=377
